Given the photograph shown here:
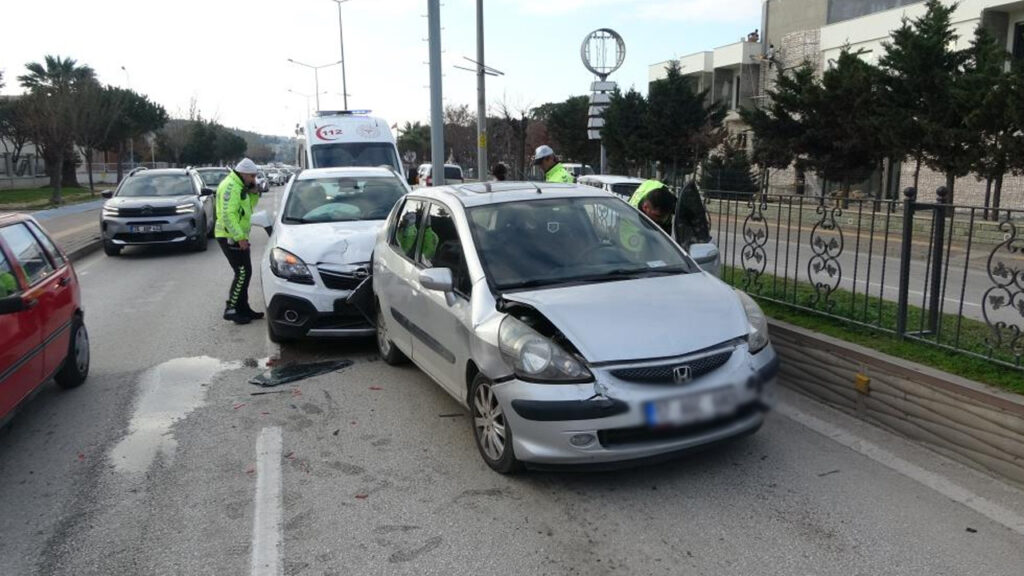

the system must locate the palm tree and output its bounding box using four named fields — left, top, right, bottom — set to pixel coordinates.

left=17, top=55, right=97, bottom=202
